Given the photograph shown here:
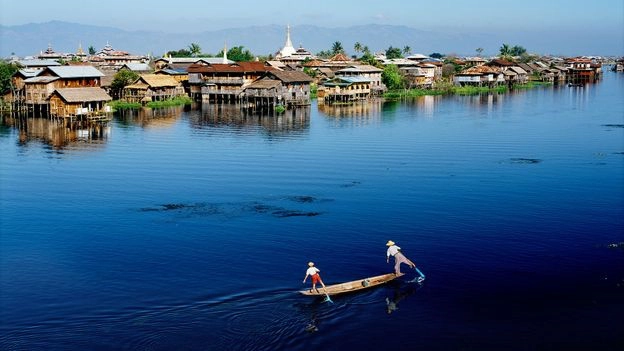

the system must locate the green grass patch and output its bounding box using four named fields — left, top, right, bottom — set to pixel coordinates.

left=513, top=81, right=553, bottom=89
left=109, top=100, right=141, bottom=110
left=384, top=85, right=508, bottom=99
left=146, top=96, right=193, bottom=108
left=274, top=104, right=286, bottom=113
